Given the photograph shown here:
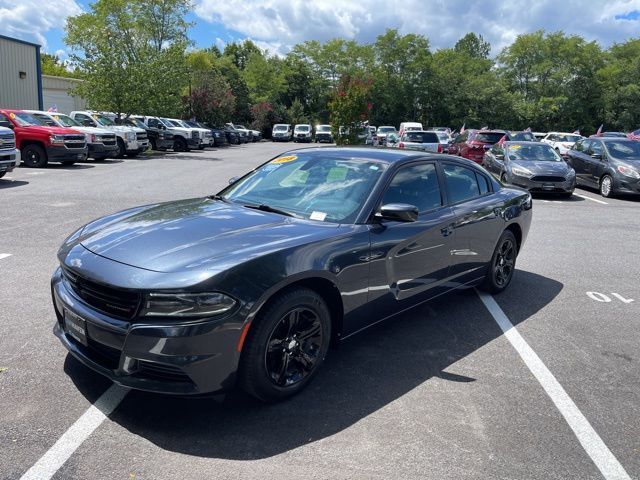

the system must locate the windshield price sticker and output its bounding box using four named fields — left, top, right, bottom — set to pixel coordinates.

left=310, top=211, right=327, bottom=221
left=272, top=155, right=298, bottom=164
left=9, top=112, right=16, bottom=119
